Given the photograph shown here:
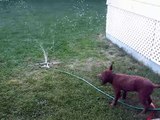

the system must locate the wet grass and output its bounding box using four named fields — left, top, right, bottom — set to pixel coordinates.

left=0, top=0, right=160, bottom=120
